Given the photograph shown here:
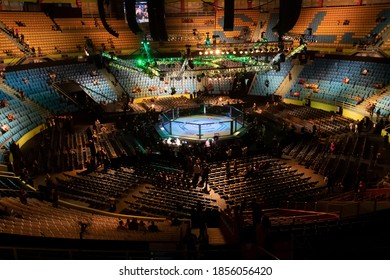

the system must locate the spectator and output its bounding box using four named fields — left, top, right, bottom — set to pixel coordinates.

left=1, top=99, right=9, bottom=108
left=7, top=113, right=15, bottom=122
left=138, top=220, right=147, bottom=232
left=148, top=221, right=159, bottom=232
left=1, top=123, right=10, bottom=133
left=117, top=219, right=127, bottom=231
